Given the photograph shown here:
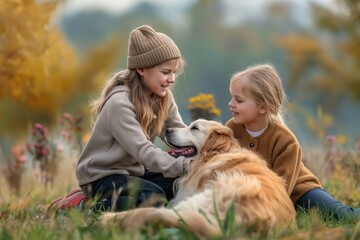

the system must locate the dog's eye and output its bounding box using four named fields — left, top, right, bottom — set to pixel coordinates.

left=191, top=126, right=199, bottom=131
